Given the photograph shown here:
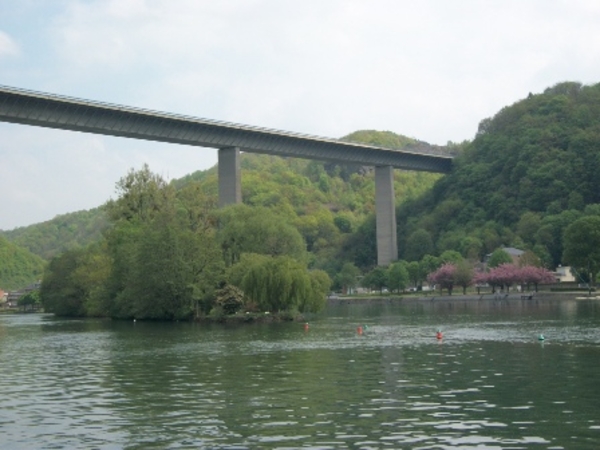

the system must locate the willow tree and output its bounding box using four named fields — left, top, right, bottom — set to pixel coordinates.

left=242, top=256, right=328, bottom=313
